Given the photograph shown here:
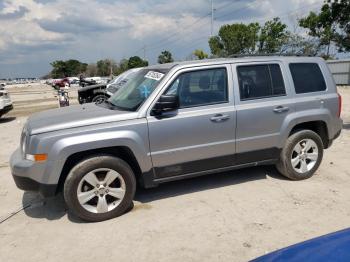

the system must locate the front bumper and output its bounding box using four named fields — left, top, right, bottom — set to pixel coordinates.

left=0, top=104, right=13, bottom=115
left=10, top=148, right=57, bottom=197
